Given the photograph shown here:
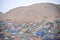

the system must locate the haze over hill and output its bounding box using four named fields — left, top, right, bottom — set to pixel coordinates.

left=0, top=3, right=60, bottom=23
